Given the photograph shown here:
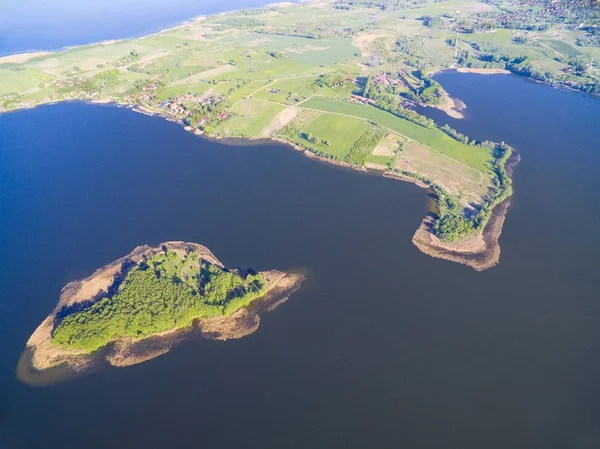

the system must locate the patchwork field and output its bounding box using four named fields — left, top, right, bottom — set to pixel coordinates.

left=302, top=113, right=372, bottom=159
left=218, top=98, right=285, bottom=137
left=542, top=39, right=582, bottom=58
left=0, top=67, right=54, bottom=96
left=299, top=97, right=493, bottom=175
